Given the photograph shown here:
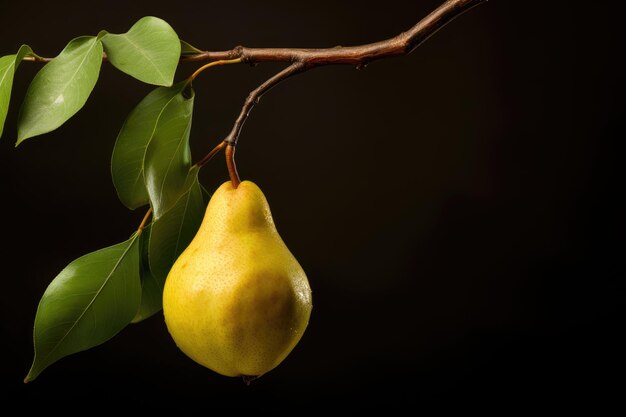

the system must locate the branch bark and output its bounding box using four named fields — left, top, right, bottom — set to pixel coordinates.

left=24, top=0, right=485, bottom=71
left=24, top=0, right=487, bottom=184
left=223, top=63, right=305, bottom=146
left=210, top=0, right=487, bottom=187
left=188, top=0, right=486, bottom=68
left=216, top=0, right=486, bottom=147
